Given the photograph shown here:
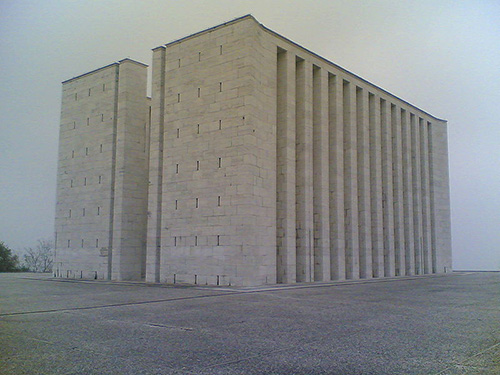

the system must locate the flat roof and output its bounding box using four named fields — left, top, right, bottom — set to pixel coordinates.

left=156, top=14, right=446, bottom=122
left=62, top=58, right=148, bottom=84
